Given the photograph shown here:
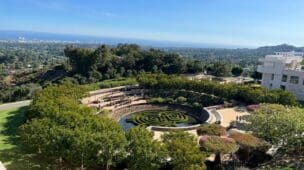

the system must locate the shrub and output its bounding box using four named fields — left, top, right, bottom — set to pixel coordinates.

left=192, top=102, right=201, bottom=109
left=200, top=135, right=238, bottom=154
left=229, top=133, right=259, bottom=148
left=176, top=96, right=187, bottom=104
left=197, top=124, right=226, bottom=136
left=149, top=97, right=165, bottom=104
left=165, top=98, right=174, bottom=104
